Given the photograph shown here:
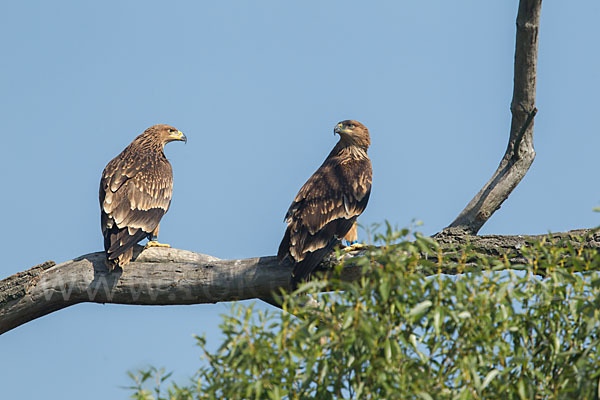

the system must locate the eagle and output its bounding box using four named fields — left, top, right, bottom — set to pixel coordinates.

left=277, top=120, right=372, bottom=289
left=99, top=124, right=187, bottom=270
